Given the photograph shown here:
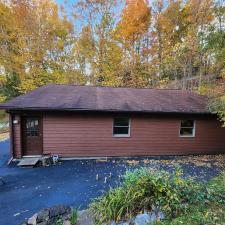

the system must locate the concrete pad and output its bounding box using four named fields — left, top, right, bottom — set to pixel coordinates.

left=17, top=158, right=40, bottom=167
